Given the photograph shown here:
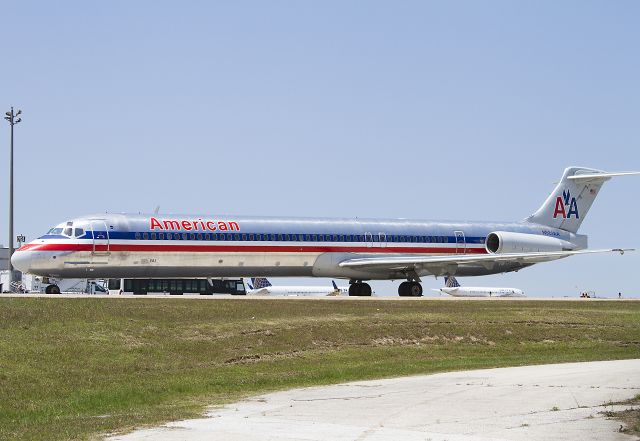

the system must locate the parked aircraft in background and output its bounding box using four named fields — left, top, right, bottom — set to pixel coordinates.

left=435, top=276, right=525, bottom=298
left=246, top=278, right=349, bottom=296
left=11, top=167, right=637, bottom=297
